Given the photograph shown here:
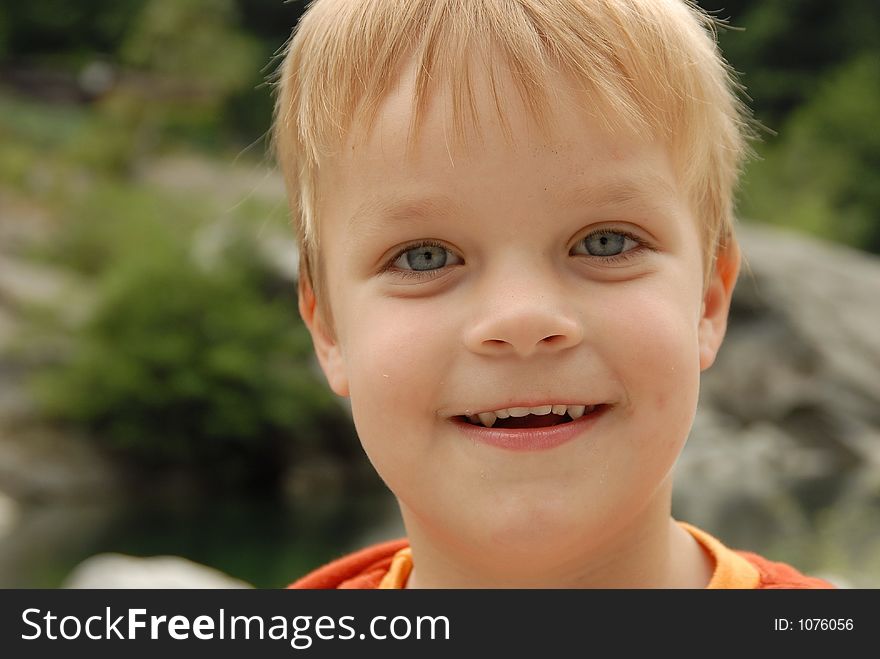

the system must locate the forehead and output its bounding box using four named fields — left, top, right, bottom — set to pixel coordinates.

left=317, top=54, right=684, bottom=230
left=342, top=51, right=644, bottom=166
